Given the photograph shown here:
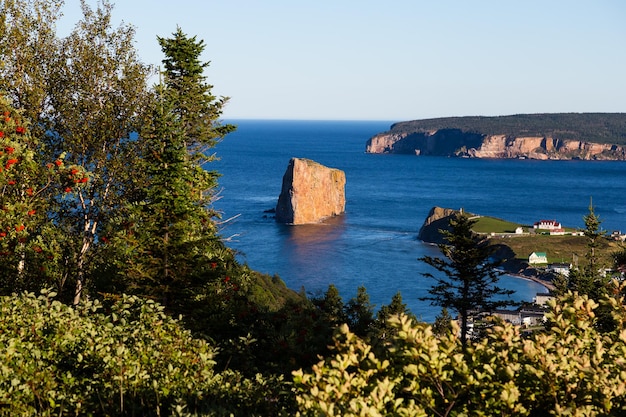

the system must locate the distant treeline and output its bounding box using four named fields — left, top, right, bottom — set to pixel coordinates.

left=388, top=113, right=626, bottom=145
